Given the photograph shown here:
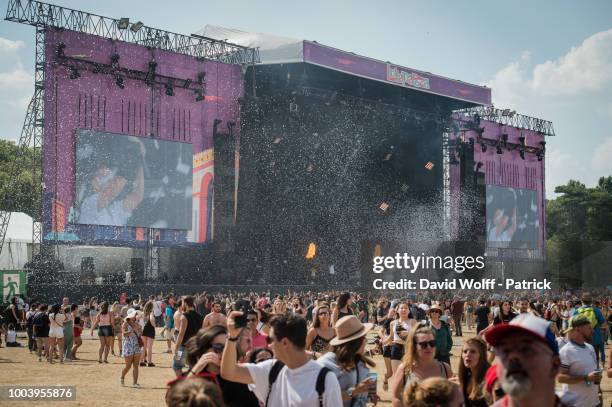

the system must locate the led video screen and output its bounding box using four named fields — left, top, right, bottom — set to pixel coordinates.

left=74, top=129, right=192, bottom=229
left=486, top=185, right=539, bottom=247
